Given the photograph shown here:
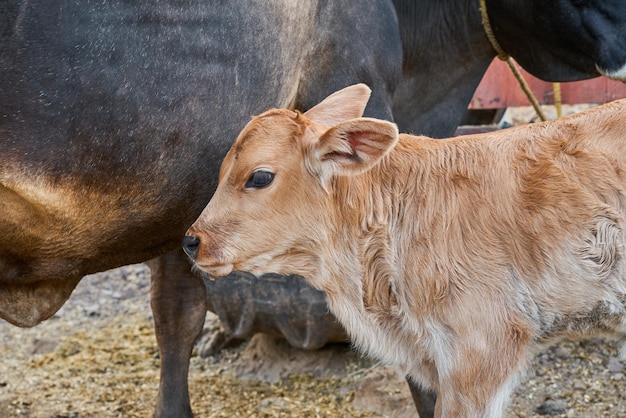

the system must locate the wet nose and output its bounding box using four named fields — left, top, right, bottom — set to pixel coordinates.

left=182, top=235, right=200, bottom=259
